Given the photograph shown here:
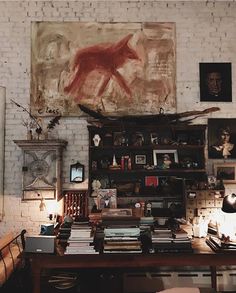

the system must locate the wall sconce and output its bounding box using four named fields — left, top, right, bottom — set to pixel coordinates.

left=70, top=161, right=85, bottom=183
